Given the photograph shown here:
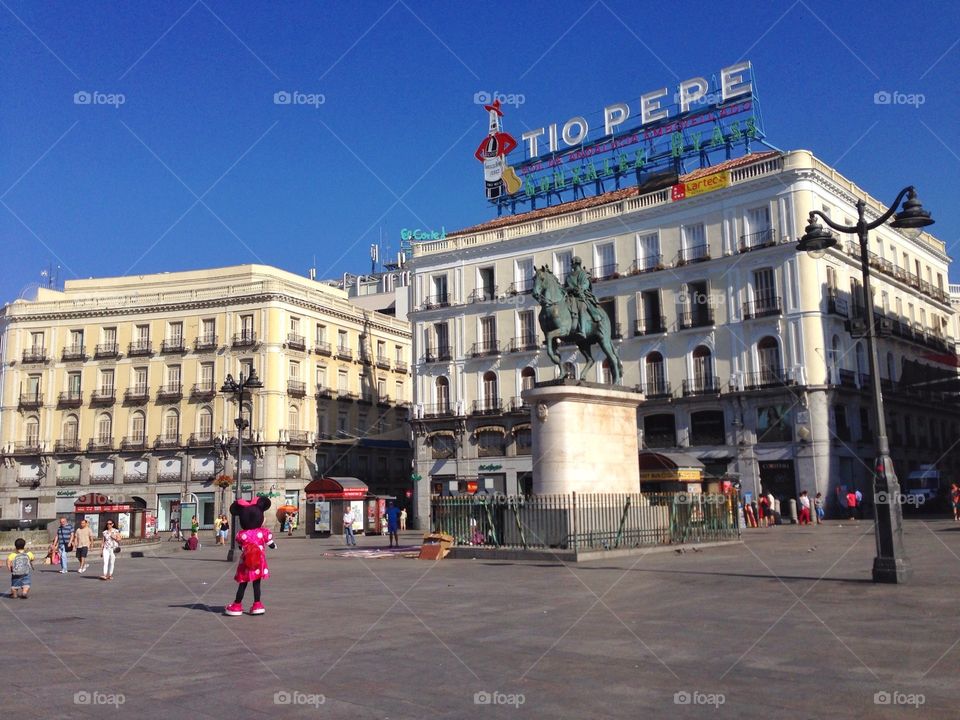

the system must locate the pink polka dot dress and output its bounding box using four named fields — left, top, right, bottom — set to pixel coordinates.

left=234, top=528, right=274, bottom=582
